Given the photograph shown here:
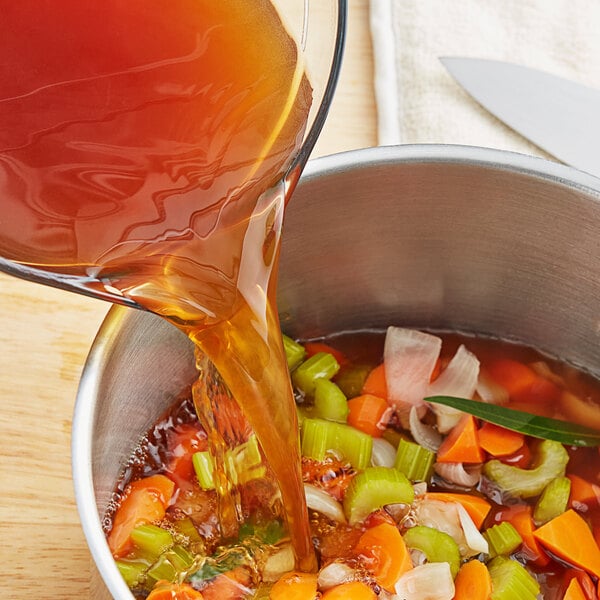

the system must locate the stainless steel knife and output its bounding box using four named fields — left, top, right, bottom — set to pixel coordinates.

left=440, top=57, right=600, bottom=178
